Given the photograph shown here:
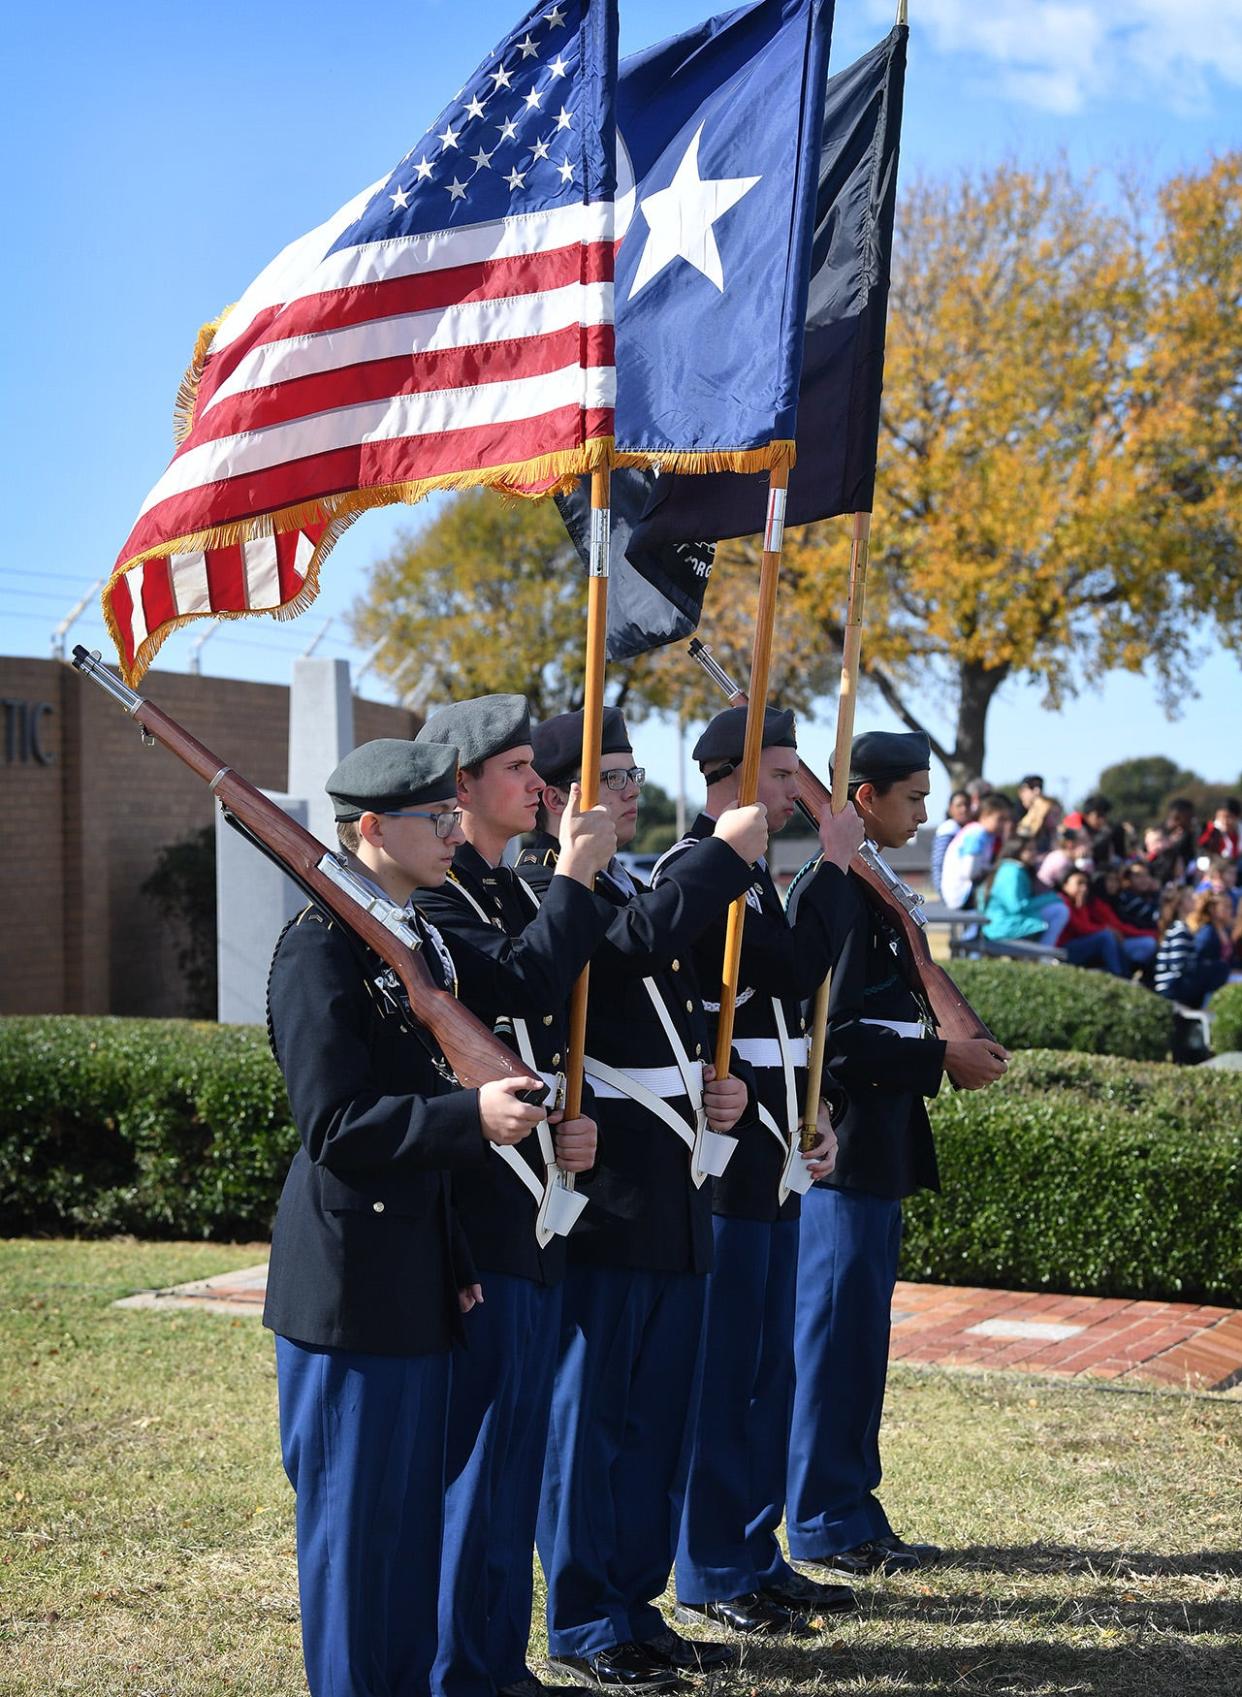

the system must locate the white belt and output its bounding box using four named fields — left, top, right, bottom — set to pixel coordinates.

left=732, top=1035, right=809, bottom=1070
left=584, top=1063, right=695, bottom=1101
left=860, top=1017, right=929, bottom=1039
